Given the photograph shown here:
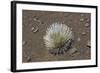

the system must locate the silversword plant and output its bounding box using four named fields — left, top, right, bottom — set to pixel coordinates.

left=43, top=22, right=74, bottom=55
